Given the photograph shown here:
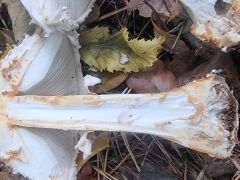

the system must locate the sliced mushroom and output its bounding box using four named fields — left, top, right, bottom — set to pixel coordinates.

left=2, top=74, right=238, bottom=159
left=0, top=1, right=238, bottom=179
left=0, top=31, right=85, bottom=96
left=180, top=0, right=240, bottom=49
left=20, top=0, right=96, bottom=34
